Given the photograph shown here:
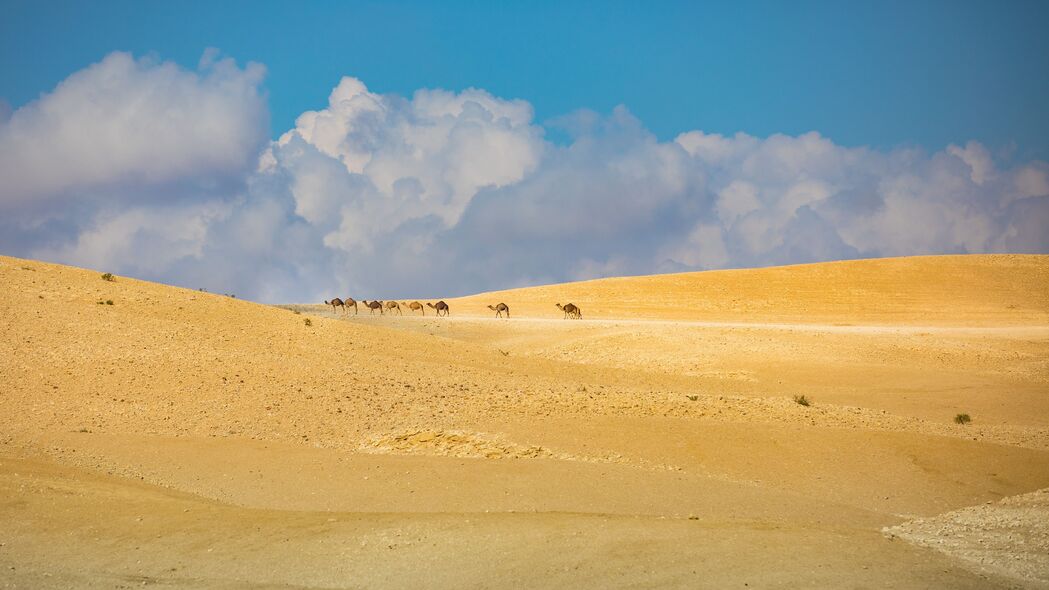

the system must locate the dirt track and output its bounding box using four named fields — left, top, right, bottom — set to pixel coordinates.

left=2, top=254, right=1048, bottom=588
